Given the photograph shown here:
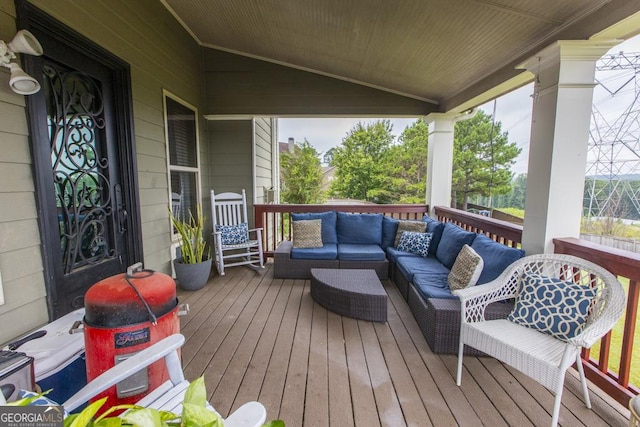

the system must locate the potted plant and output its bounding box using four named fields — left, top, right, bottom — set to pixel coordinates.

left=170, top=205, right=212, bottom=291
